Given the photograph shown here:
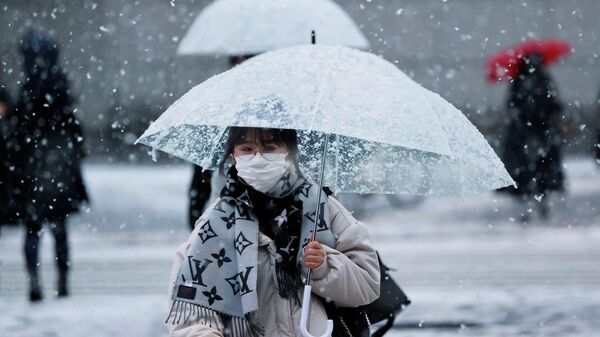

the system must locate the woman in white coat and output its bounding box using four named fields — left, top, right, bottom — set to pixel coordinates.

left=167, top=127, right=380, bottom=337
